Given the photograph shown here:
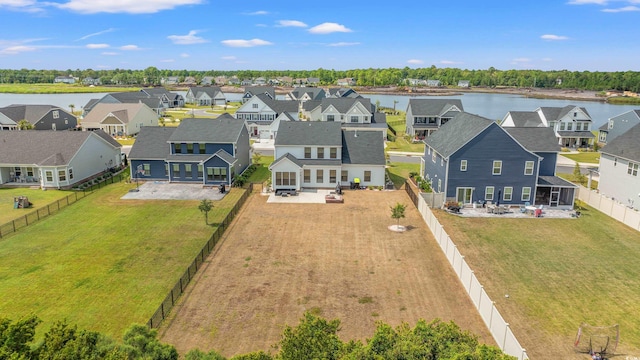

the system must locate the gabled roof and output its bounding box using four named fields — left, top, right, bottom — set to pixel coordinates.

left=188, top=86, right=223, bottom=98
left=269, top=153, right=304, bottom=169
left=327, top=88, right=359, bottom=98
left=254, top=94, right=299, bottom=113
left=600, top=123, right=640, bottom=161
left=83, top=103, right=154, bottom=124
left=103, top=92, right=163, bottom=109
left=302, top=100, right=322, bottom=112
left=128, top=126, right=176, bottom=160
left=288, top=87, right=325, bottom=100
left=168, top=114, right=245, bottom=144
left=505, top=111, right=545, bottom=127
left=424, top=112, right=494, bottom=158
left=213, top=149, right=236, bottom=164
left=0, top=112, right=17, bottom=126
left=407, top=99, right=464, bottom=116
left=342, top=130, right=385, bottom=165
left=538, top=105, right=591, bottom=121
left=504, top=127, right=561, bottom=152
left=275, top=121, right=342, bottom=146
left=244, top=86, right=275, bottom=99
left=0, top=104, right=68, bottom=124
left=0, top=130, right=117, bottom=166
left=321, top=98, right=372, bottom=114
